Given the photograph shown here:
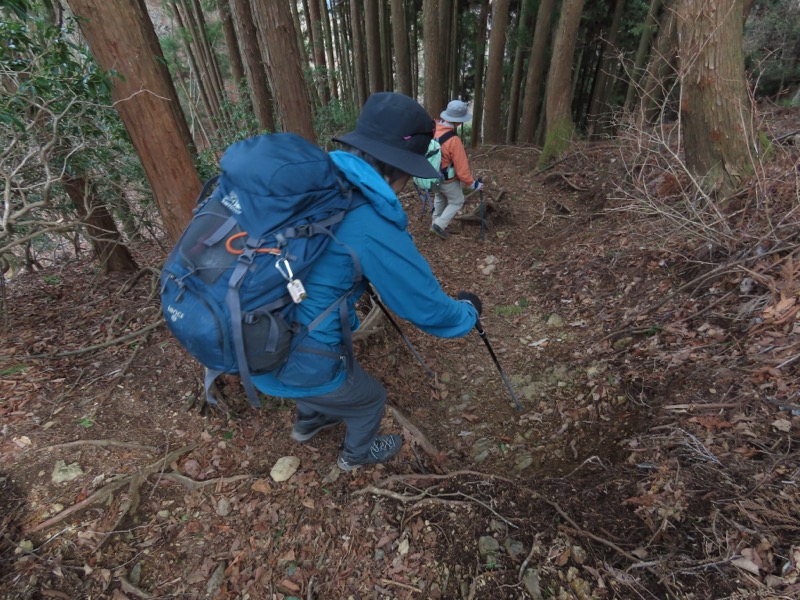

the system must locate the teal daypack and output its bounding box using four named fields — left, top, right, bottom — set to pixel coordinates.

left=412, top=130, right=457, bottom=192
